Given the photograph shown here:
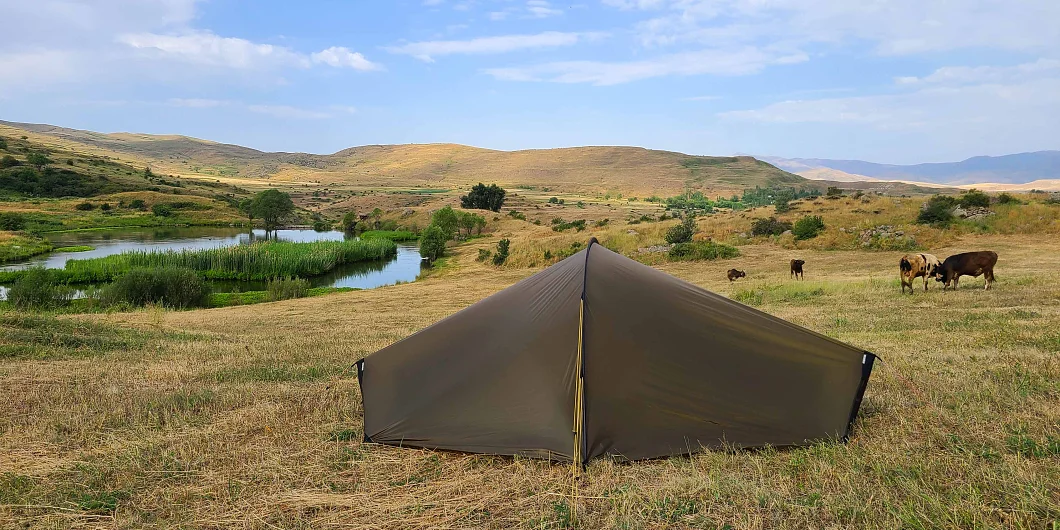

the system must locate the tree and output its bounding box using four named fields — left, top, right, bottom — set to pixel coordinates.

left=461, top=183, right=507, bottom=211
left=664, top=213, right=697, bottom=244
left=239, top=198, right=255, bottom=225
left=144, top=167, right=154, bottom=179
left=248, top=189, right=294, bottom=231
left=457, top=211, right=485, bottom=237
left=419, top=225, right=447, bottom=264
left=341, top=211, right=358, bottom=233
left=0, top=155, right=18, bottom=168
left=492, top=238, right=510, bottom=265
left=371, top=207, right=384, bottom=229
left=774, top=197, right=792, bottom=213
left=430, top=206, right=459, bottom=240
left=152, top=203, right=172, bottom=217
left=792, top=215, right=825, bottom=240
left=26, top=152, right=50, bottom=171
